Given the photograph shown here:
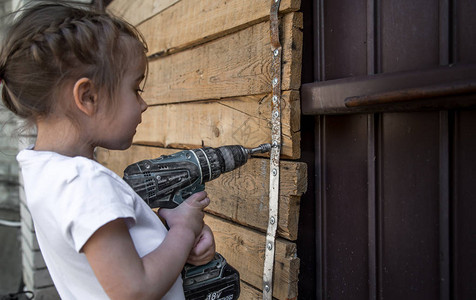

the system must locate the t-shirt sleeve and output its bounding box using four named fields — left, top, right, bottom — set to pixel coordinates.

left=59, top=163, right=137, bottom=253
